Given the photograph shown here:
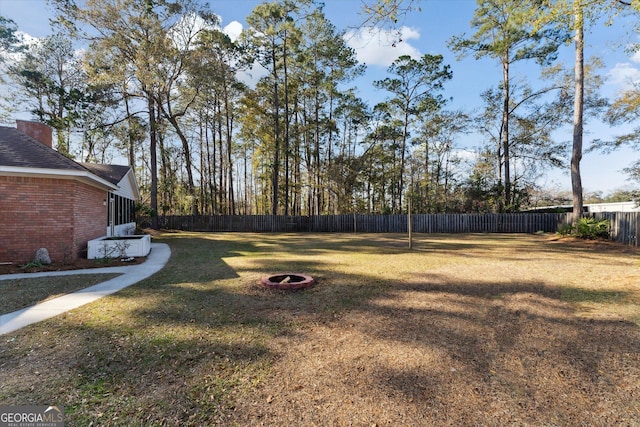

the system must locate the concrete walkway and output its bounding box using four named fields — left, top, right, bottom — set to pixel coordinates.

left=0, top=243, right=171, bottom=336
